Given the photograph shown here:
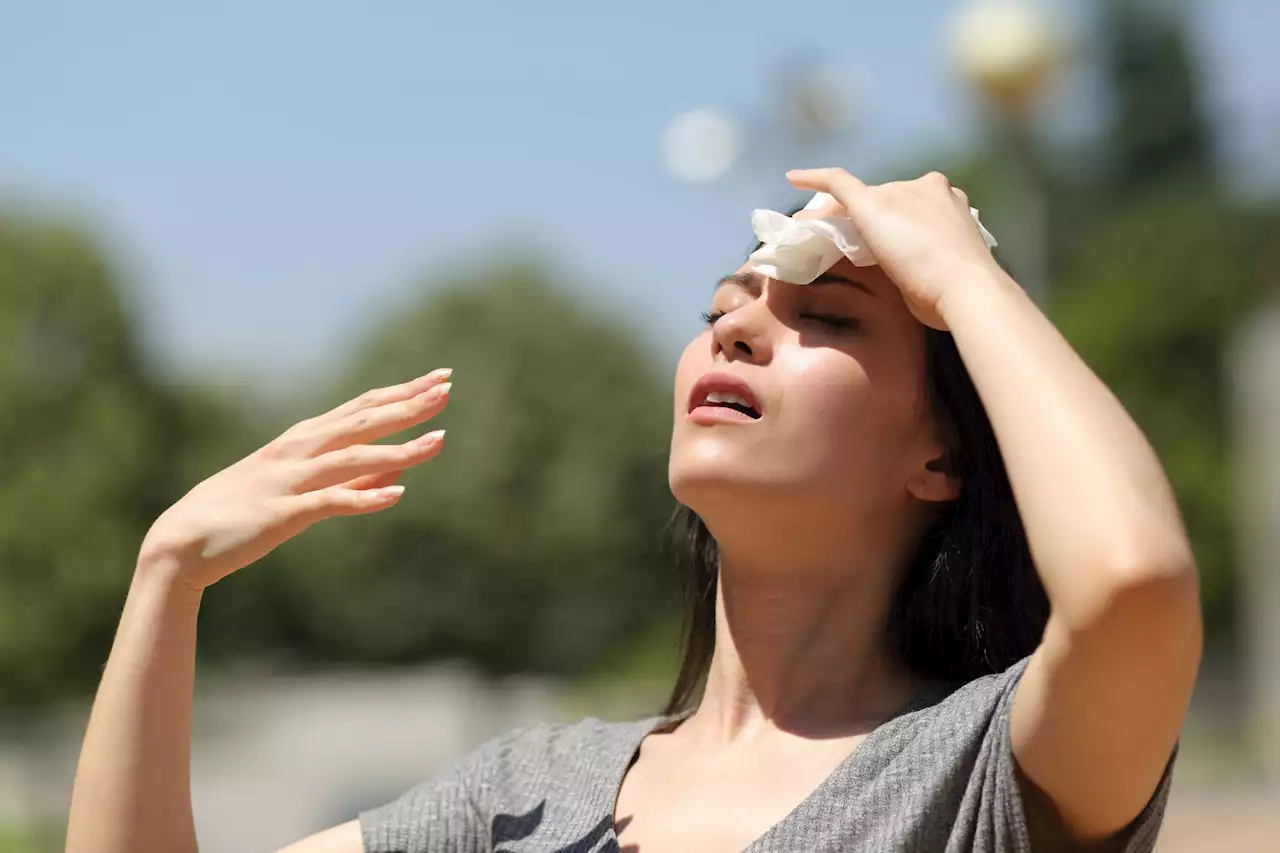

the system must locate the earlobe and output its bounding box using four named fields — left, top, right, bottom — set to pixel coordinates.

left=909, top=455, right=962, bottom=503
